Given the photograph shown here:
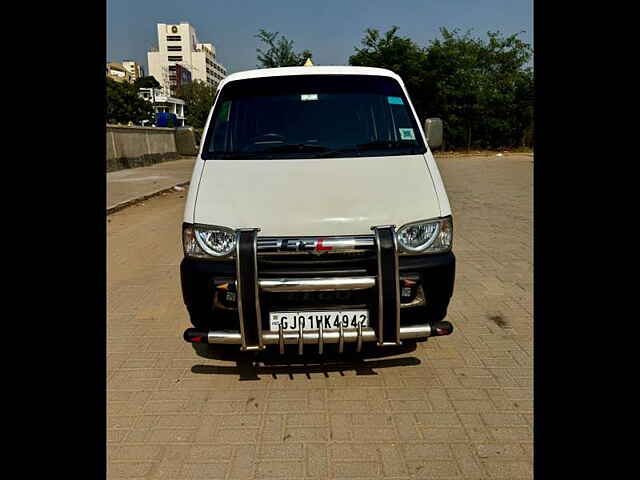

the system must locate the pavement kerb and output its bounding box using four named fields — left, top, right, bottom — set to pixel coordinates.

left=107, top=180, right=190, bottom=215
left=434, top=152, right=533, bottom=158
